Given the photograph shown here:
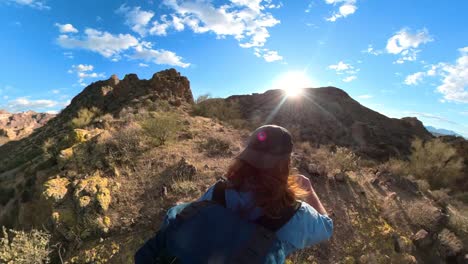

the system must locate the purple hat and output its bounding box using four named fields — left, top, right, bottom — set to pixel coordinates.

left=238, top=125, right=293, bottom=169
